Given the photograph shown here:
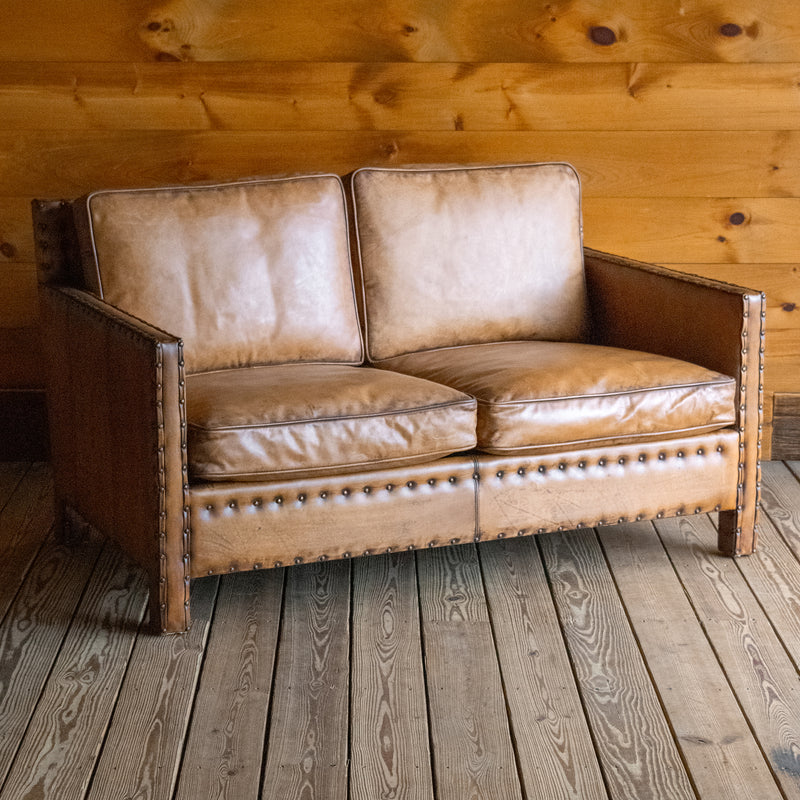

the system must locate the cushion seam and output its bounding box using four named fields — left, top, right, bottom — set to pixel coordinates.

left=188, top=398, right=477, bottom=432
left=191, top=445, right=476, bottom=480
left=473, top=379, right=734, bottom=407
left=478, top=422, right=735, bottom=453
